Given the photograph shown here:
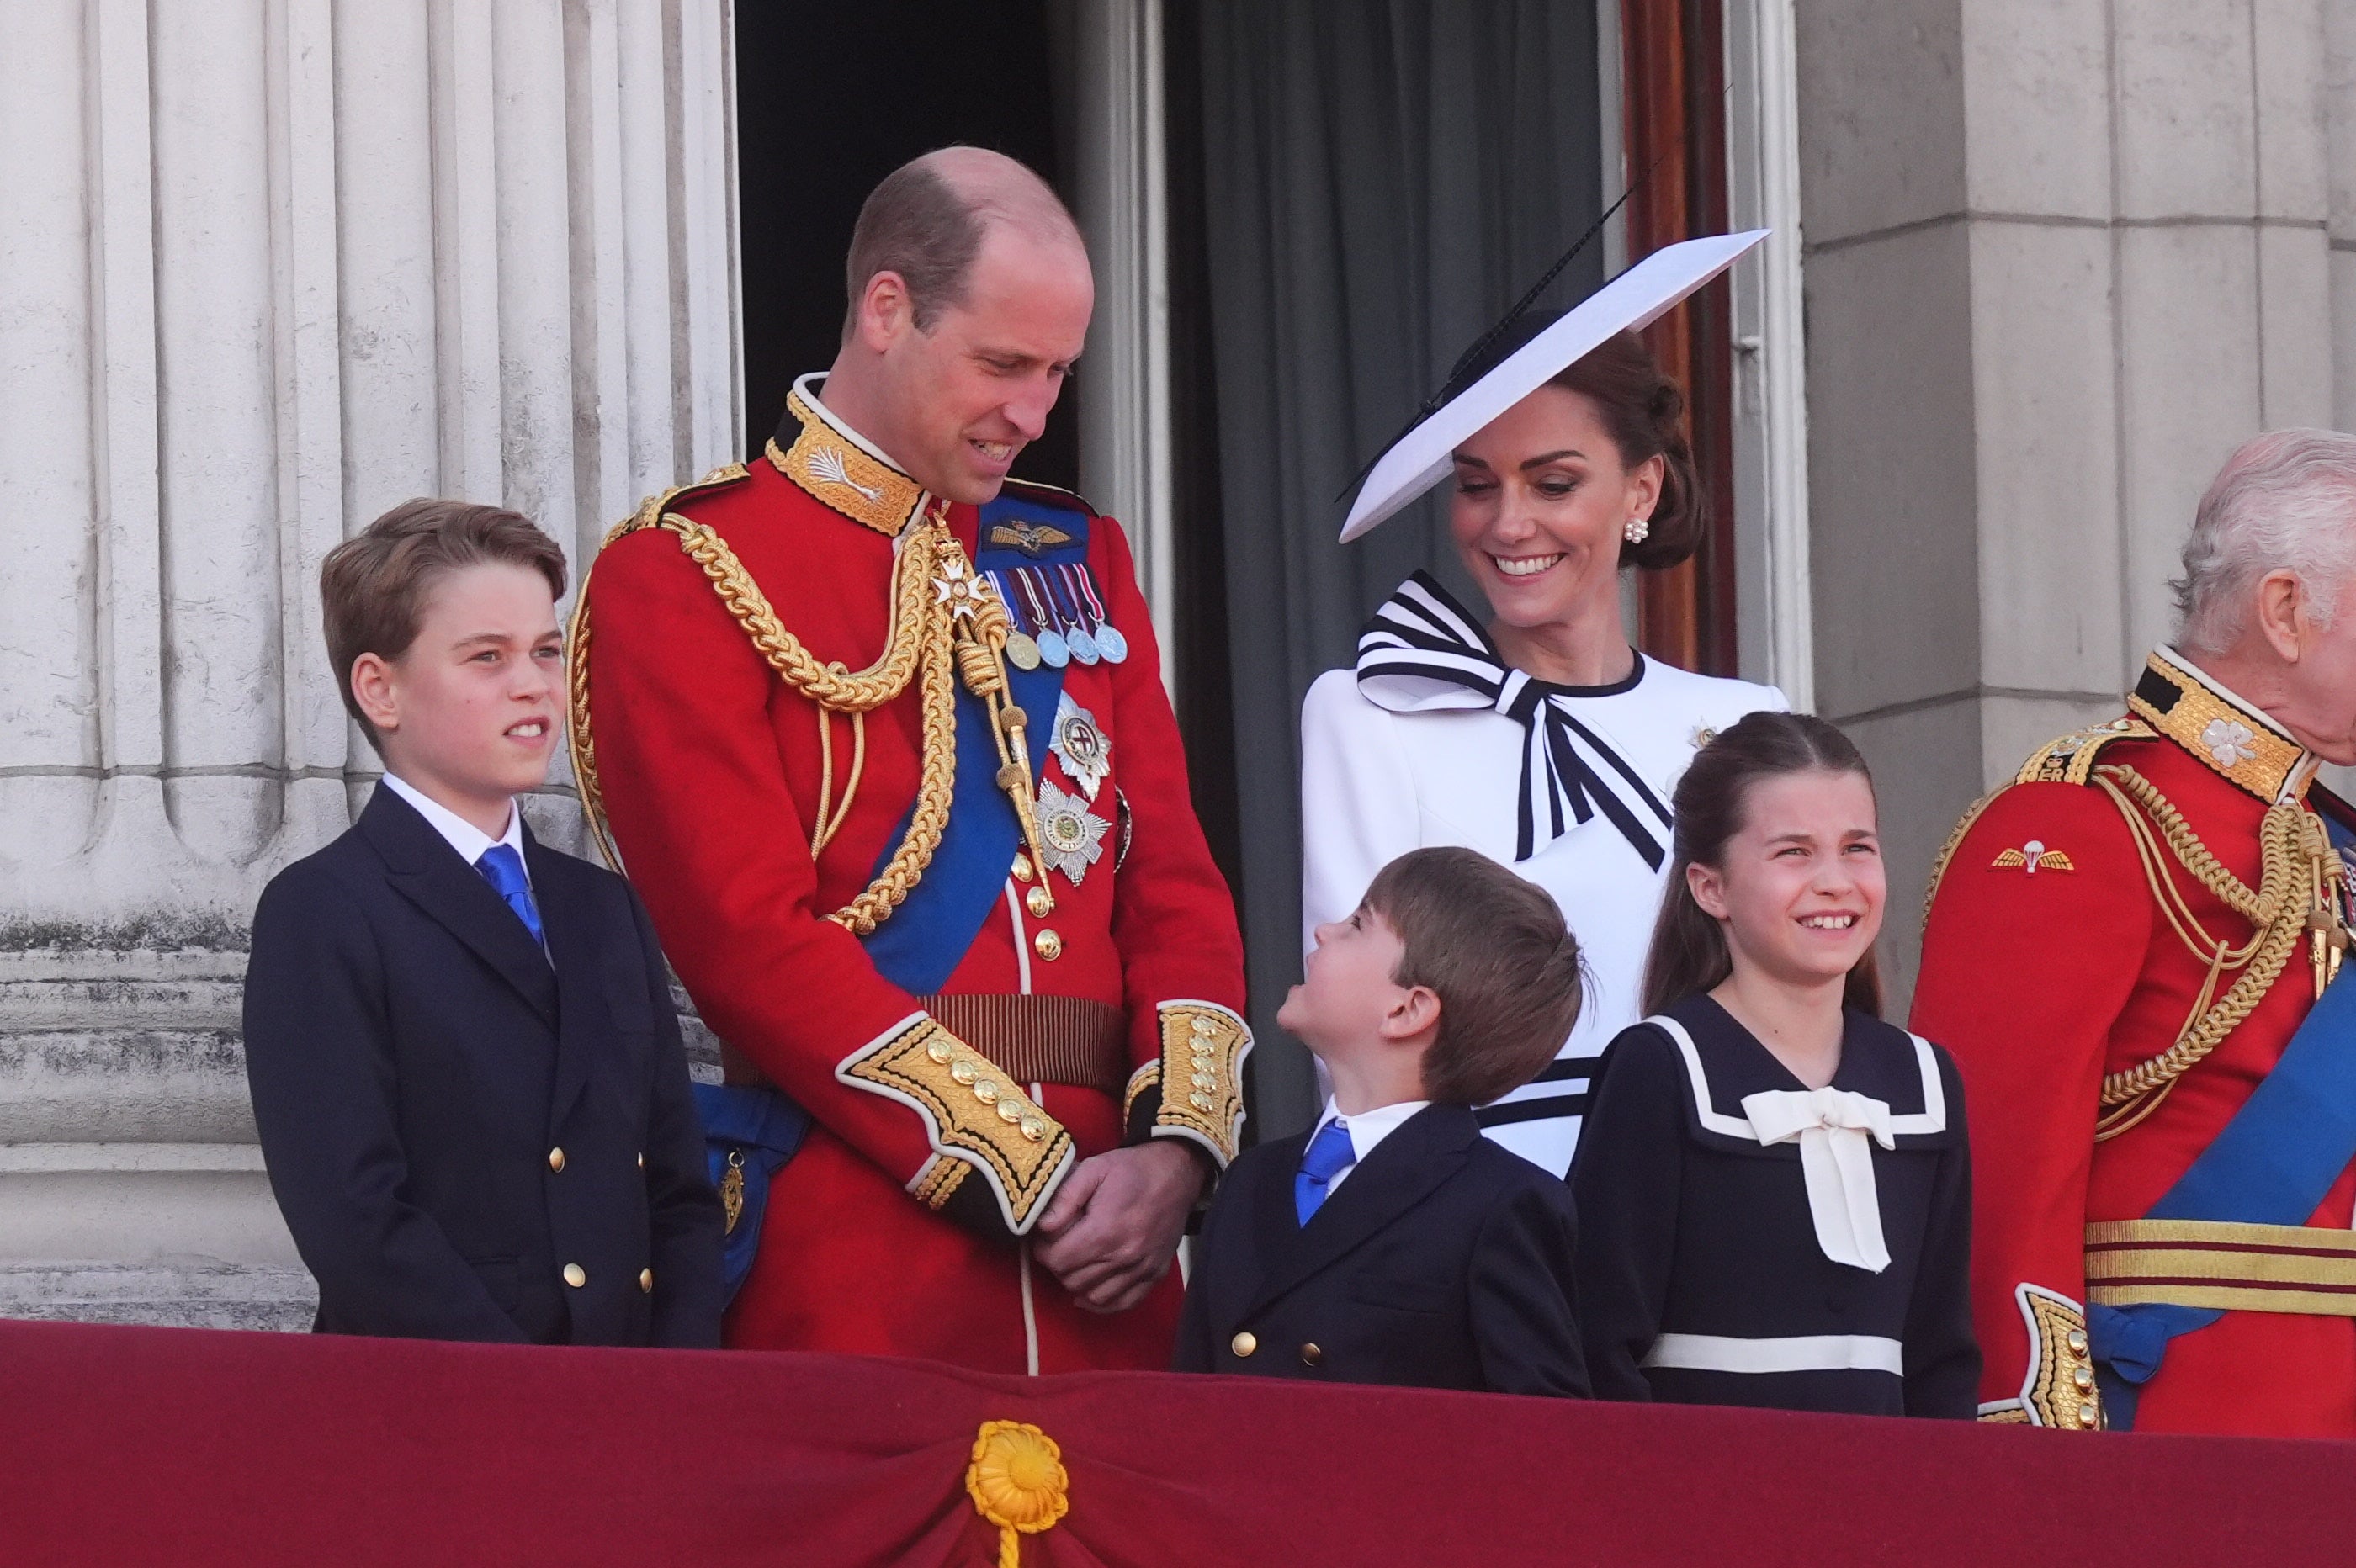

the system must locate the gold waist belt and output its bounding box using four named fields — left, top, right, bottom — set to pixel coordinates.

left=2086, top=1218, right=2356, bottom=1316
left=723, top=994, right=1128, bottom=1098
